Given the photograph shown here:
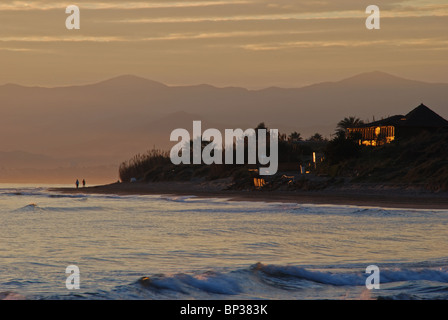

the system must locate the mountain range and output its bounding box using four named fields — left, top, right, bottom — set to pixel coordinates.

left=1, top=71, right=447, bottom=183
